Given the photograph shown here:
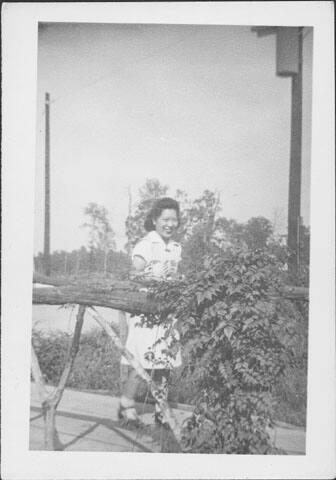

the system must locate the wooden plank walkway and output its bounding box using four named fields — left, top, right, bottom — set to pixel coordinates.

left=30, top=383, right=190, bottom=452
left=30, top=383, right=305, bottom=454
